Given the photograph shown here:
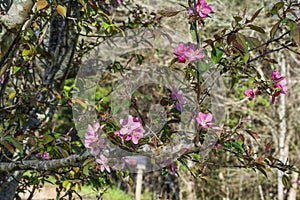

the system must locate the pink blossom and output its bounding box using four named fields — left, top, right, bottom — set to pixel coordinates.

left=36, top=152, right=50, bottom=160
left=272, top=70, right=285, bottom=81
left=170, top=87, right=187, bottom=112
left=174, top=42, right=204, bottom=63
left=244, top=88, right=255, bottom=98
left=196, top=112, right=214, bottom=129
left=271, top=70, right=287, bottom=104
left=184, top=47, right=204, bottom=61
left=174, top=42, right=186, bottom=56
left=194, top=0, right=213, bottom=18
left=274, top=79, right=287, bottom=96
left=1, top=73, right=6, bottom=84
left=84, top=122, right=105, bottom=155
left=178, top=55, right=186, bottom=63
left=114, top=115, right=145, bottom=144
left=42, top=152, right=50, bottom=160
left=96, top=154, right=111, bottom=173
left=117, top=0, right=122, bottom=5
